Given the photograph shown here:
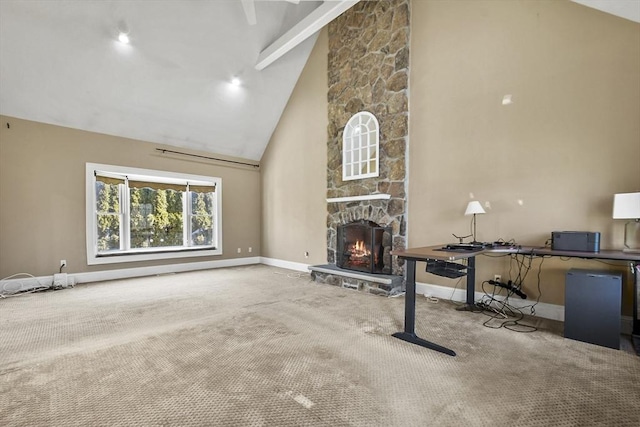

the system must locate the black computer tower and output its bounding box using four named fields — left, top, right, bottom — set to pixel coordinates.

left=565, top=269, right=622, bottom=350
